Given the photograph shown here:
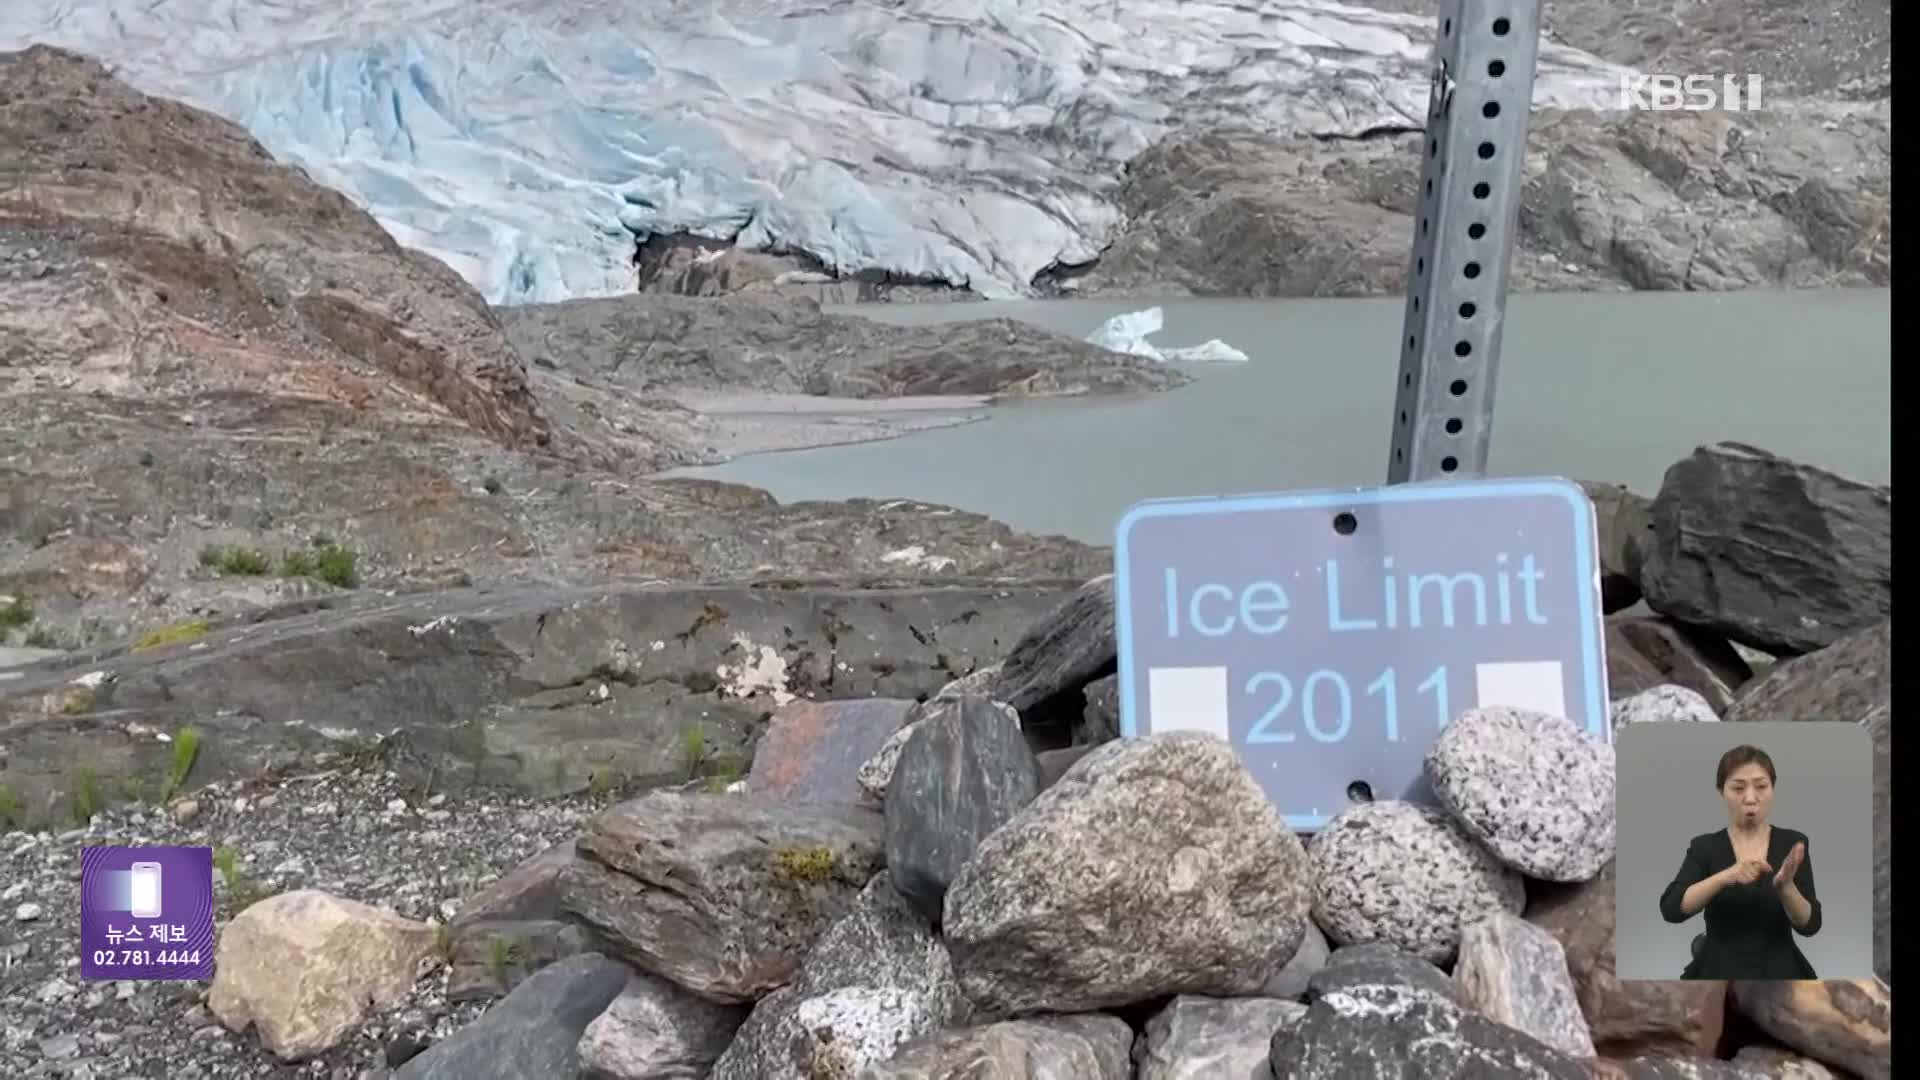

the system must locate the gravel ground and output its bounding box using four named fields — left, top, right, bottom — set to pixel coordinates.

left=1, top=767, right=603, bottom=1079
